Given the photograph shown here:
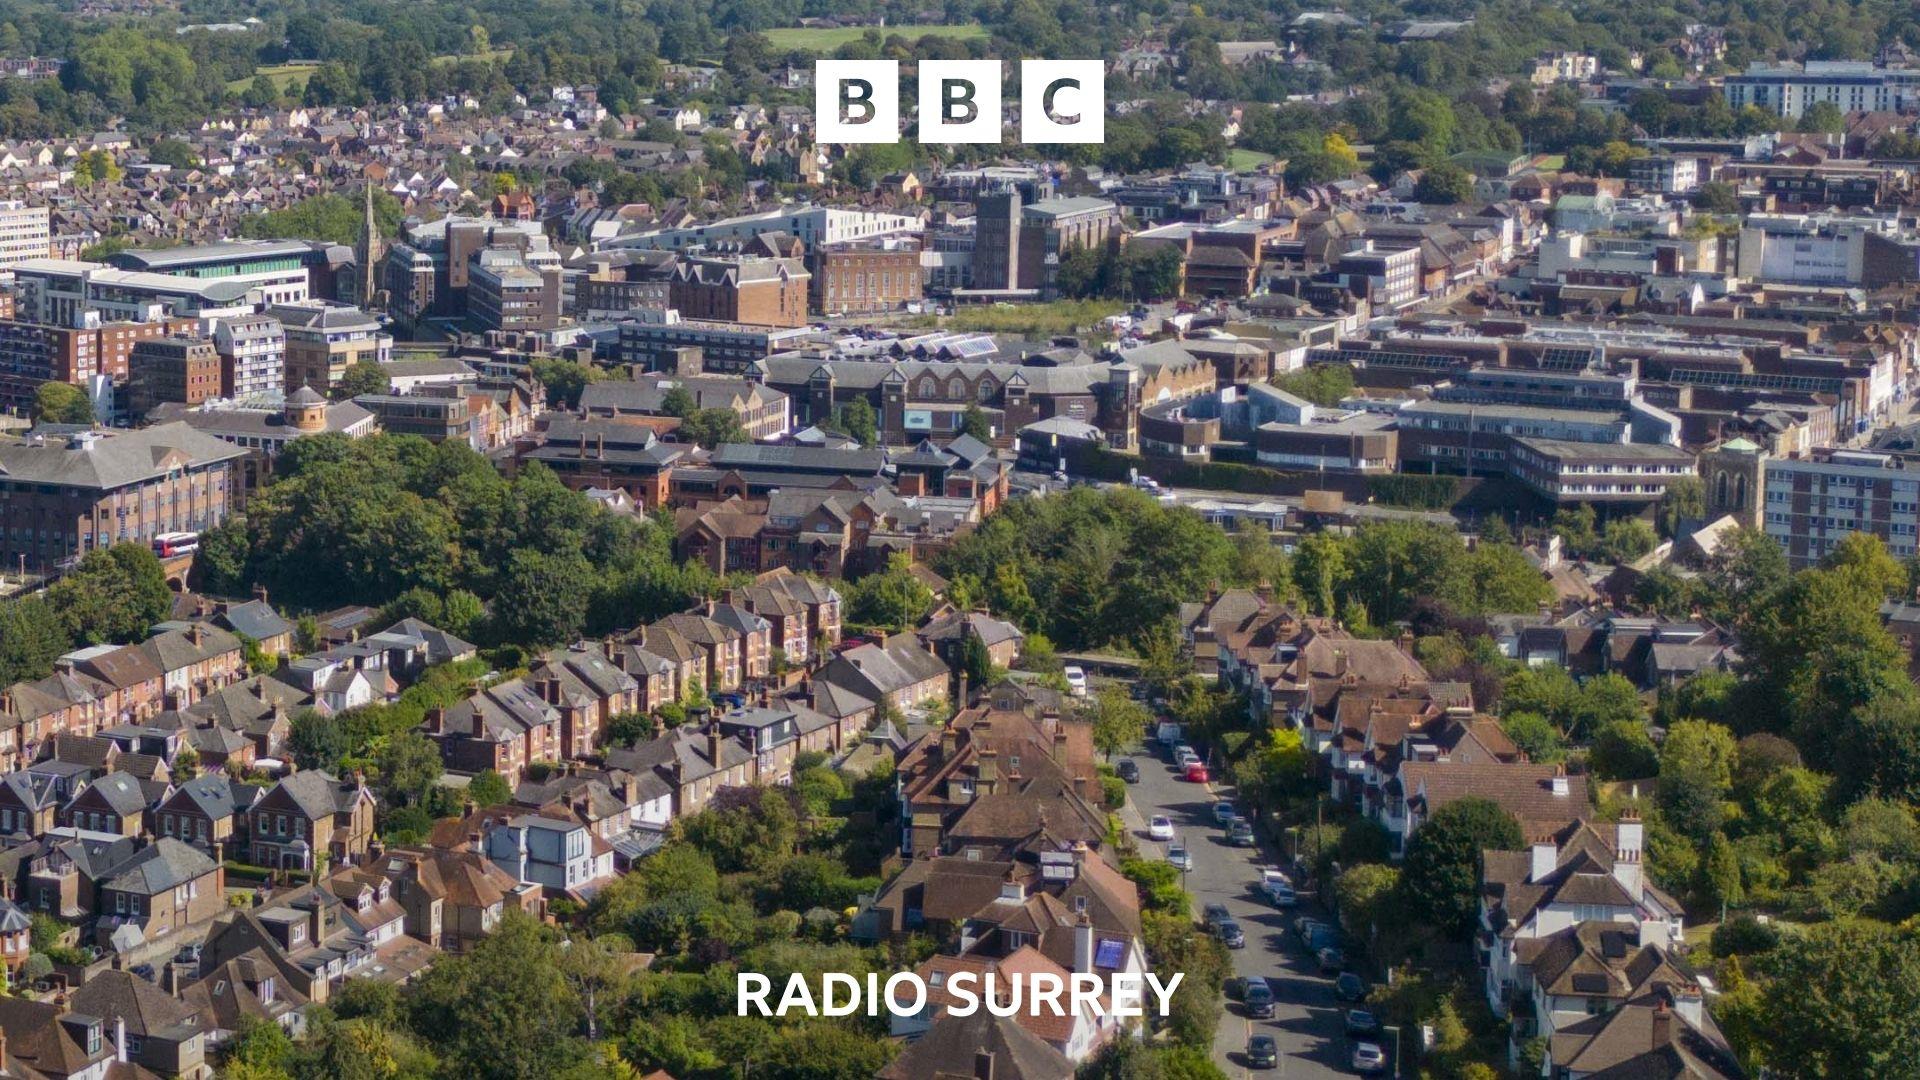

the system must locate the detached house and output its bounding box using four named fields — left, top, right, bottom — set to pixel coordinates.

left=95, top=838, right=224, bottom=951
left=246, top=770, right=376, bottom=871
